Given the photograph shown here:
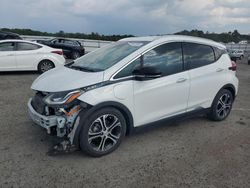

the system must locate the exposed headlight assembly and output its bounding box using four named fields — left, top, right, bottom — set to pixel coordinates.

left=43, top=82, right=107, bottom=105
left=44, top=90, right=83, bottom=105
